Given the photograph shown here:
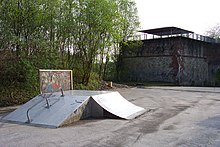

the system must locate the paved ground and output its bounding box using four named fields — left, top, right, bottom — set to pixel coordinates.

left=1, top=86, right=220, bottom=147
